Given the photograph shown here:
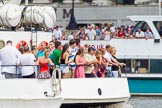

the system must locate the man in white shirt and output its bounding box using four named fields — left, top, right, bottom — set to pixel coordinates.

left=20, top=46, right=36, bottom=78
left=68, top=32, right=74, bottom=40
left=0, top=40, right=21, bottom=78
left=87, top=25, right=96, bottom=40
left=109, top=23, right=116, bottom=33
left=104, top=44, right=126, bottom=77
left=104, top=44, right=121, bottom=77
left=135, top=29, right=145, bottom=38
left=144, top=29, right=153, bottom=39
left=52, top=26, right=62, bottom=40
left=104, top=44, right=114, bottom=77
